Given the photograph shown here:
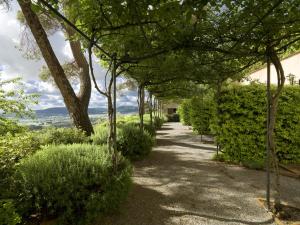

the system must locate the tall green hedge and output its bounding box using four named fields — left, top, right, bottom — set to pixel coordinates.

left=212, top=84, right=300, bottom=164
left=178, top=96, right=213, bottom=135
left=178, top=99, right=192, bottom=125
left=189, top=96, right=213, bottom=135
